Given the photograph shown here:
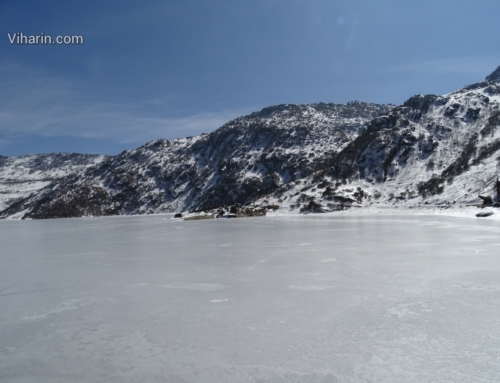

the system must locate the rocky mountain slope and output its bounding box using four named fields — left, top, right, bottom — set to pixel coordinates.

left=0, top=153, right=107, bottom=212
left=260, top=67, right=500, bottom=212
left=1, top=66, right=500, bottom=219
left=0, top=102, right=391, bottom=218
